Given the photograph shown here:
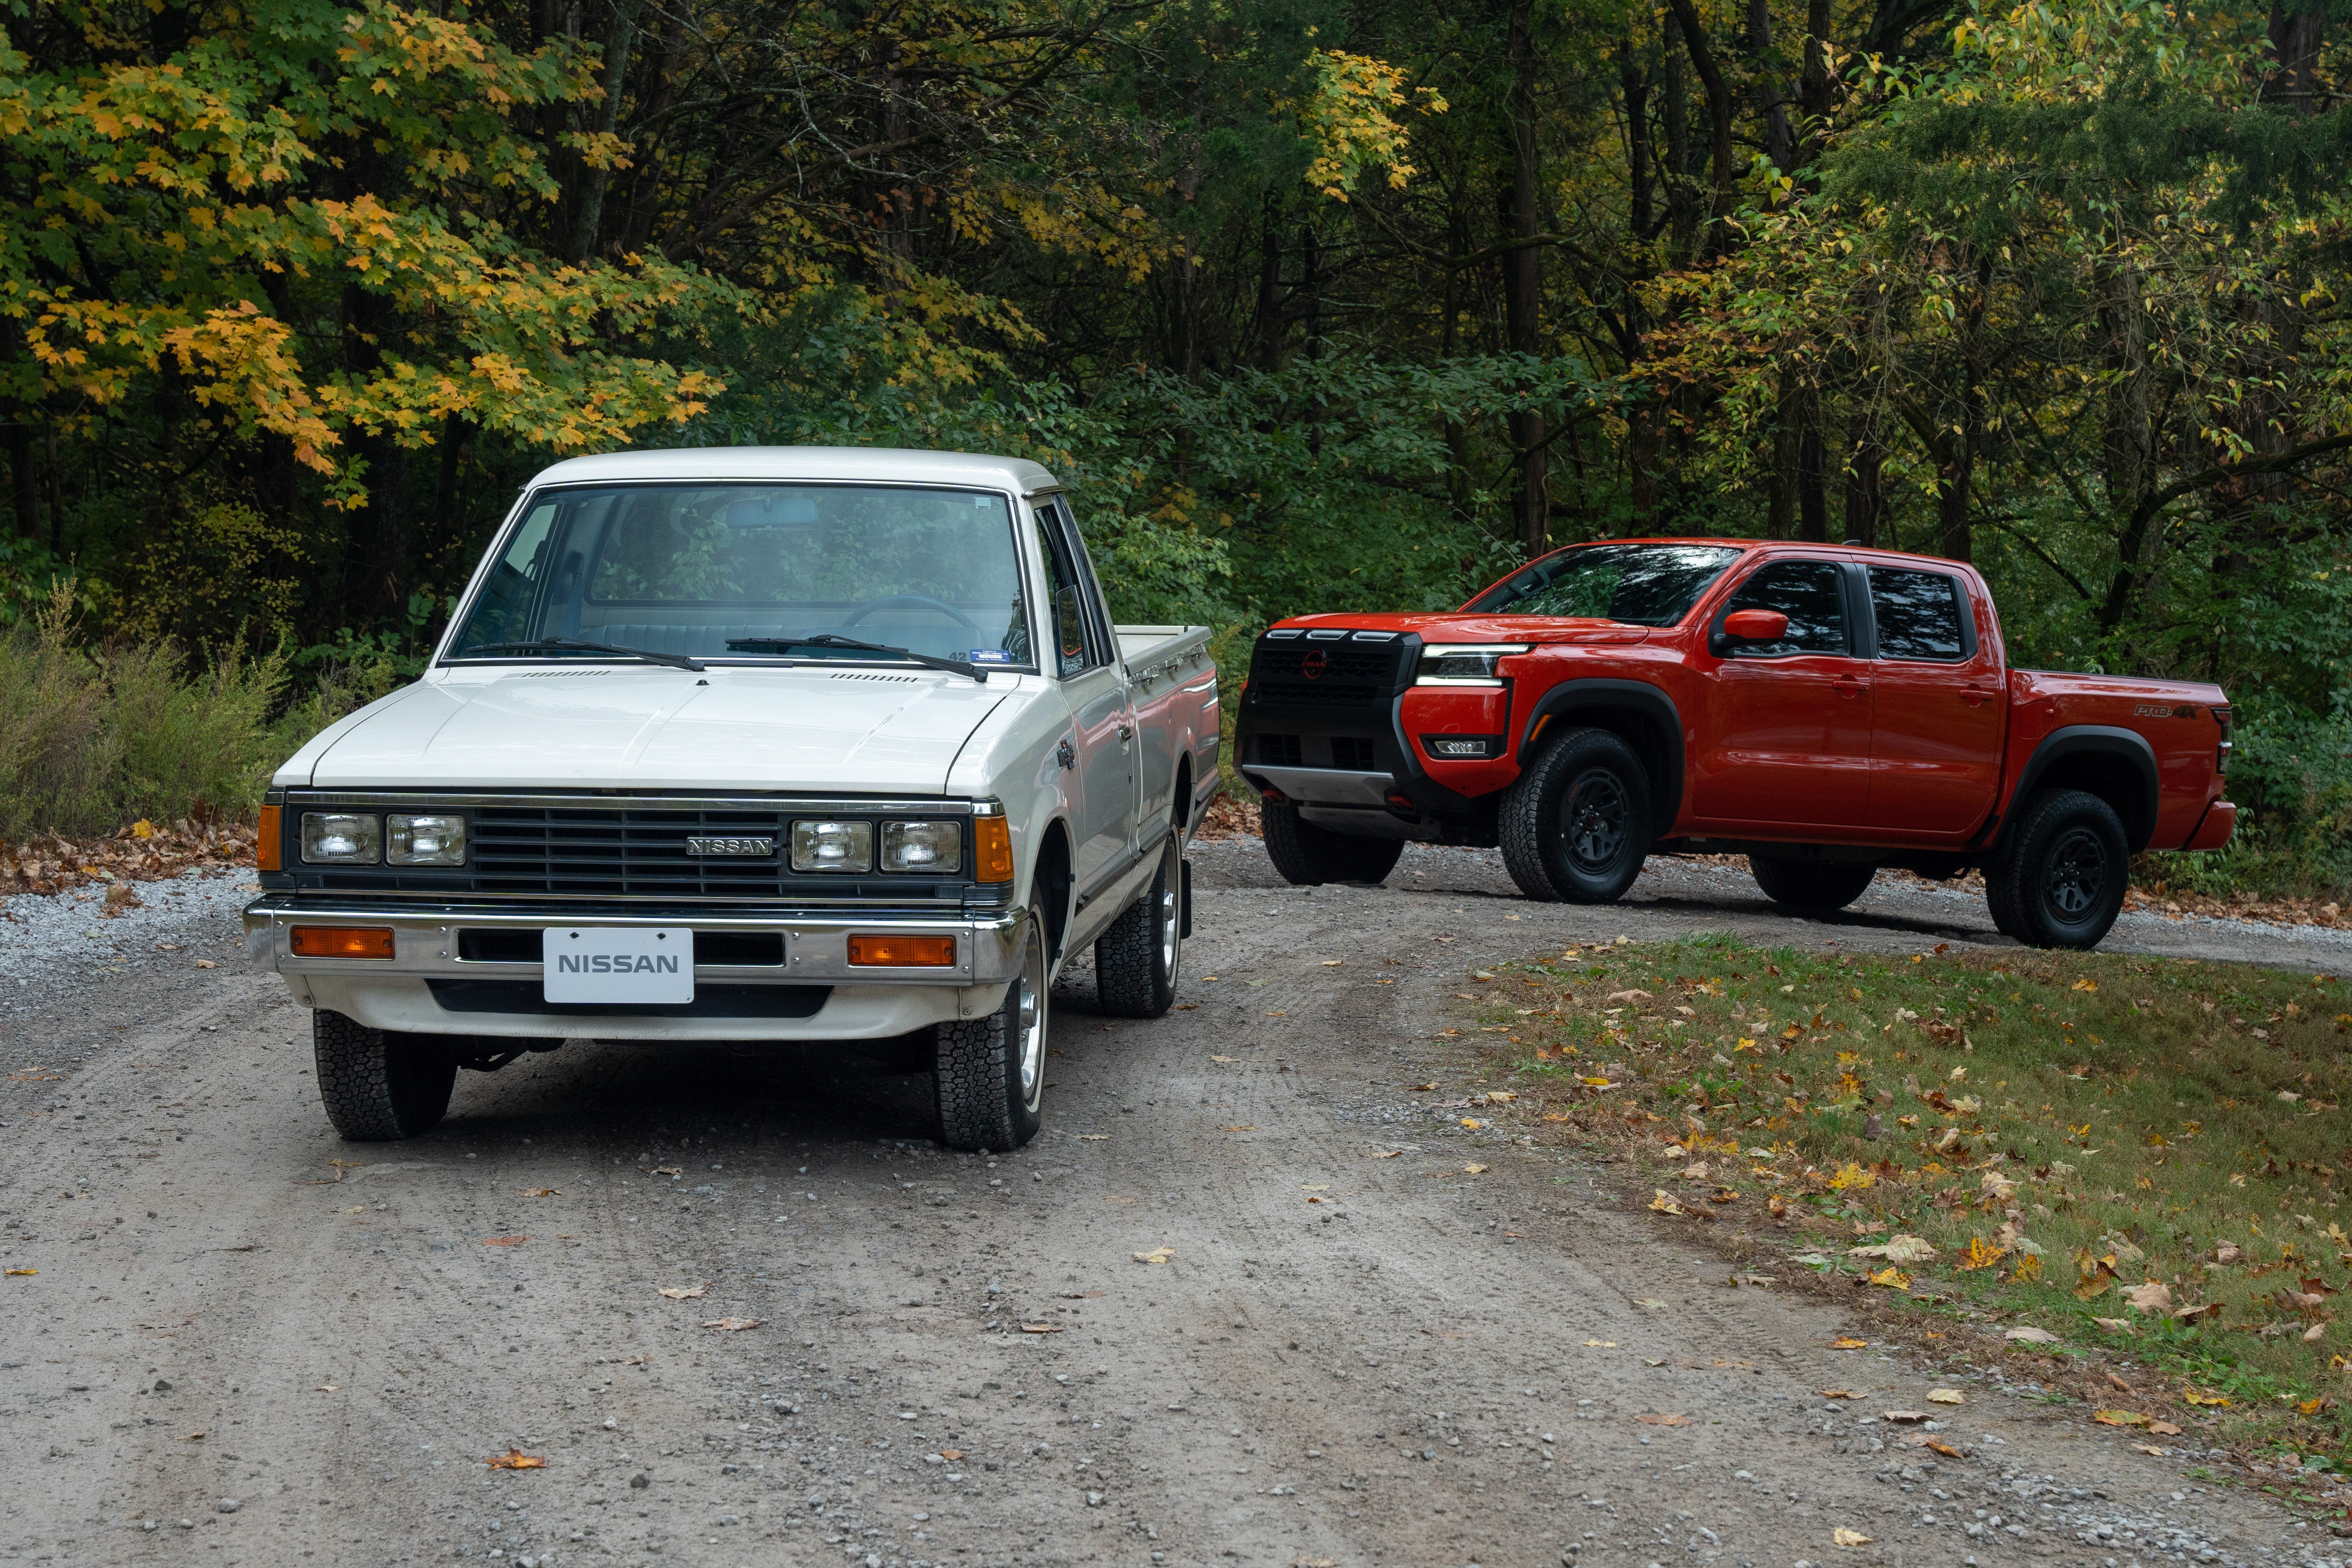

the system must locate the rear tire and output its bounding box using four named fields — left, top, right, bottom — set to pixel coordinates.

left=1749, top=857, right=1878, bottom=912
left=1987, top=788, right=2129, bottom=950
left=1262, top=802, right=1404, bottom=886
left=935, top=900, right=1048, bottom=1151
left=1096, top=835, right=1182, bottom=1018
left=313, top=1009, right=456, bottom=1141
left=1498, top=727, right=1653, bottom=903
